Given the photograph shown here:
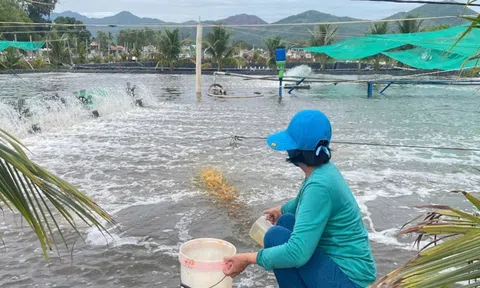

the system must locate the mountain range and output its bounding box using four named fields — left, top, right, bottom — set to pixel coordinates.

left=51, top=2, right=477, bottom=46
